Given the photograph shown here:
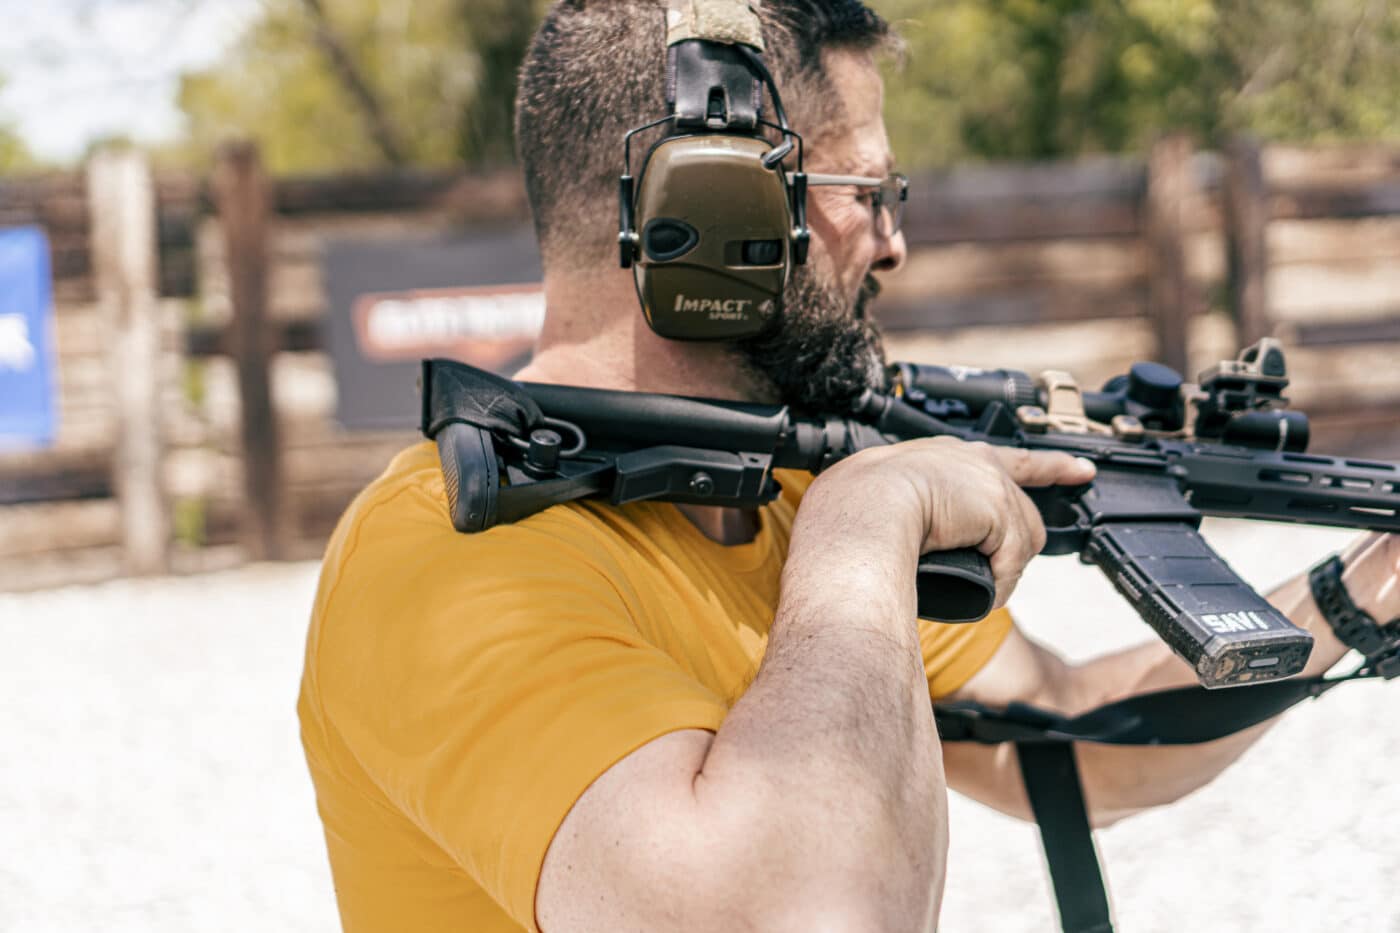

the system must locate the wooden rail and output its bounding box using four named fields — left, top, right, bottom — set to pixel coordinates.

left=214, top=142, right=286, bottom=561
left=3, top=137, right=1399, bottom=585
